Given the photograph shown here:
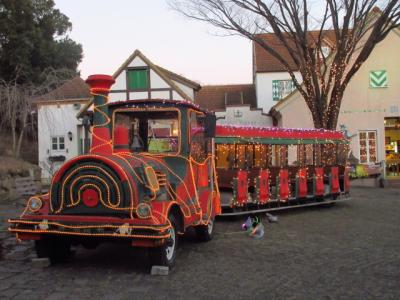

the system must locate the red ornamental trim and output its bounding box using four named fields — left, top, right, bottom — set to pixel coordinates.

left=257, top=169, right=270, bottom=204
left=216, top=125, right=345, bottom=140
left=235, top=170, right=248, bottom=205
left=19, top=214, right=161, bottom=226
left=82, top=188, right=99, bottom=207
left=85, top=74, right=115, bottom=91
left=331, top=166, right=340, bottom=194
left=297, top=168, right=308, bottom=198
left=52, top=155, right=130, bottom=183
left=279, top=169, right=290, bottom=201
